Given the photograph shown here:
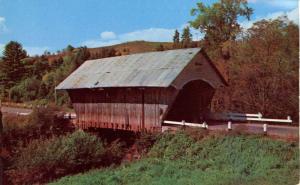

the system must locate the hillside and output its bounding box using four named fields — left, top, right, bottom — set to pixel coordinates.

left=50, top=131, right=299, bottom=185
left=36, top=41, right=173, bottom=64
left=88, top=40, right=174, bottom=56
